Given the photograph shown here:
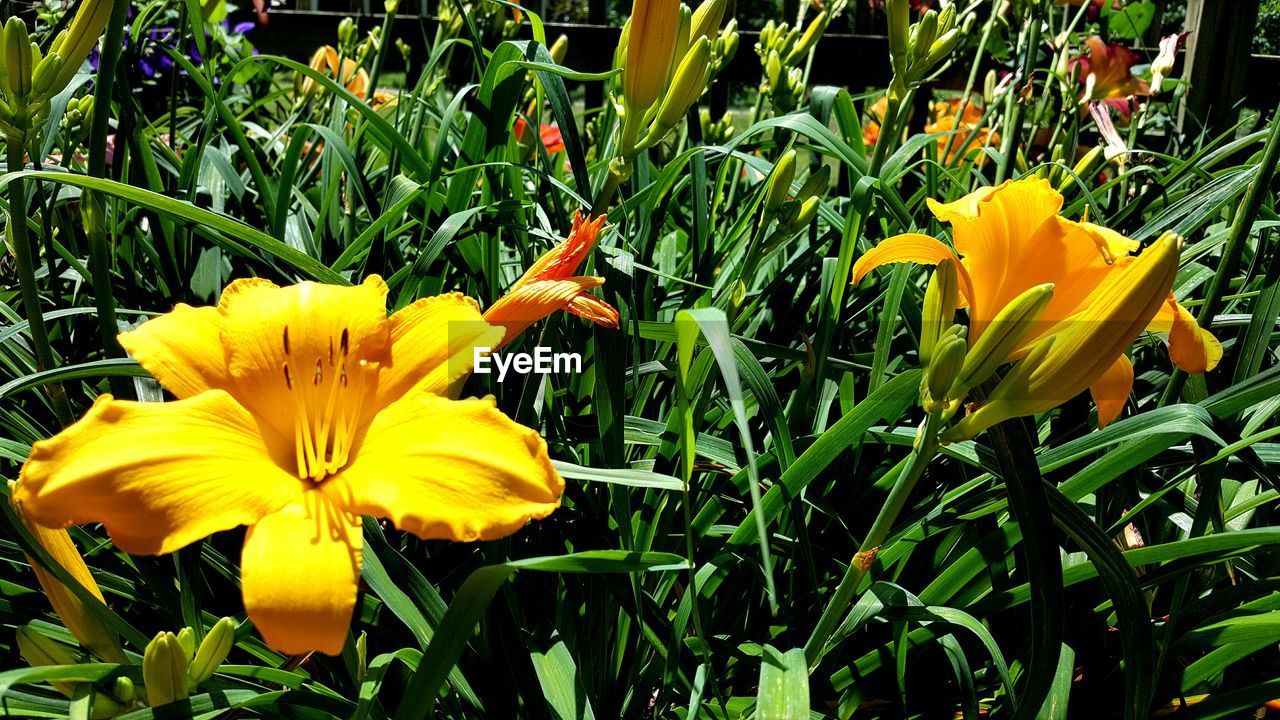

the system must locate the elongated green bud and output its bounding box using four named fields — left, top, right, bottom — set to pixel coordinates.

left=175, top=627, right=196, bottom=660
left=144, top=631, right=191, bottom=707
left=643, top=35, right=711, bottom=142
left=31, top=52, right=63, bottom=100
left=6, top=18, right=32, bottom=98
left=669, top=4, right=693, bottom=80
left=919, top=28, right=959, bottom=72
left=1059, top=145, right=1105, bottom=193
left=949, top=283, right=1054, bottom=398
left=549, top=34, right=569, bottom=64
left=925, top=326, right=967, bottom=405
left=795, top=164, right=830, bottom=201
left=785, top=11, right=827, bottom=65
left=787, top=195, right=820, bottom=229
left=942, top=335, right=1057, bottom=441
left=764, top=149, right=796, bottom=213
left=690, top=0, right=727, bottom=42
left=913, top=10, right=938, bottom=61
left=16, top=626, right=79, bottom=699
left=920, top=257, right=960, bottom=365
left=189, top=617, right=236, bottom=685
left=937, top=2, right=956, bottom=33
